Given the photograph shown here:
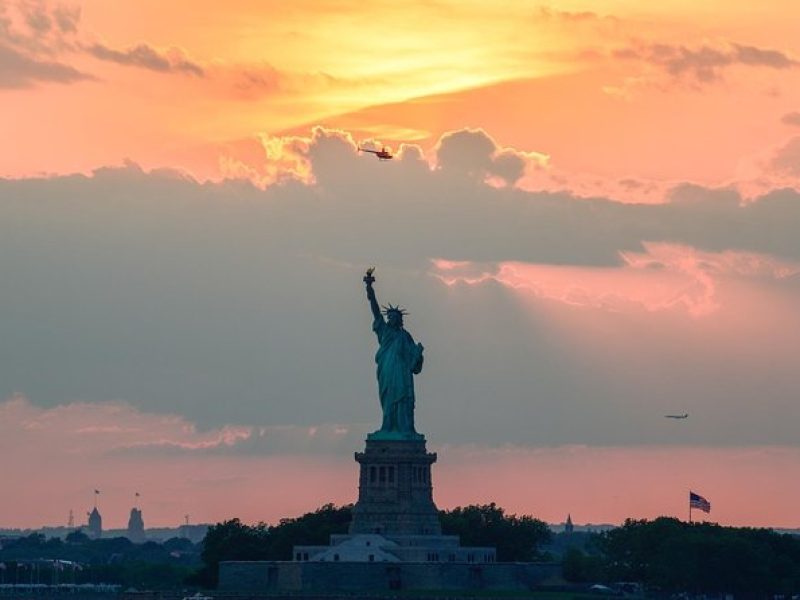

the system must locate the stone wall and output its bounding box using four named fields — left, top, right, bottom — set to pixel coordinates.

left=219, top=560, right=562, bottom=592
